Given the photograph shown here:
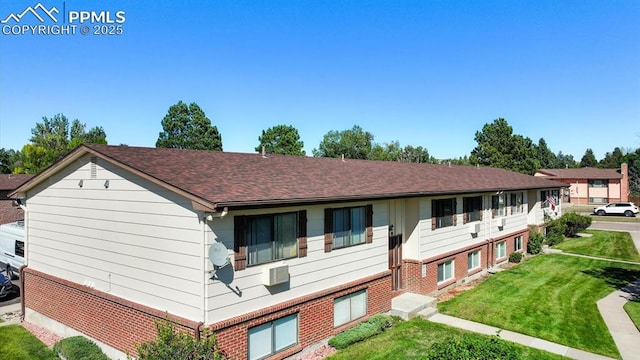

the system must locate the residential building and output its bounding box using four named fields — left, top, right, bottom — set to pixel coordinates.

left=11, top=144, right=564, bottom=360
left=0, top=174, right=32, bottom=224
left=535, top=164, right=629, bottom=205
